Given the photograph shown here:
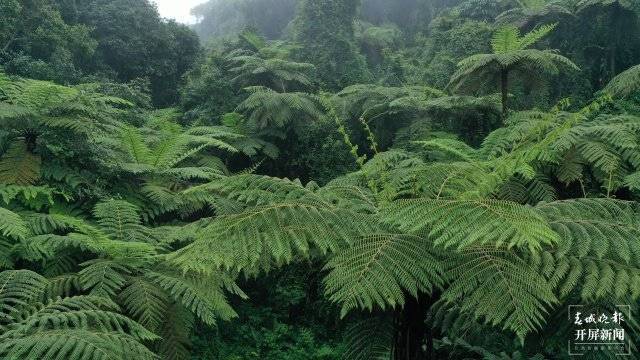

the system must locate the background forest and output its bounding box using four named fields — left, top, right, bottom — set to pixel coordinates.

left=2, top=0, right=640, bottom=359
